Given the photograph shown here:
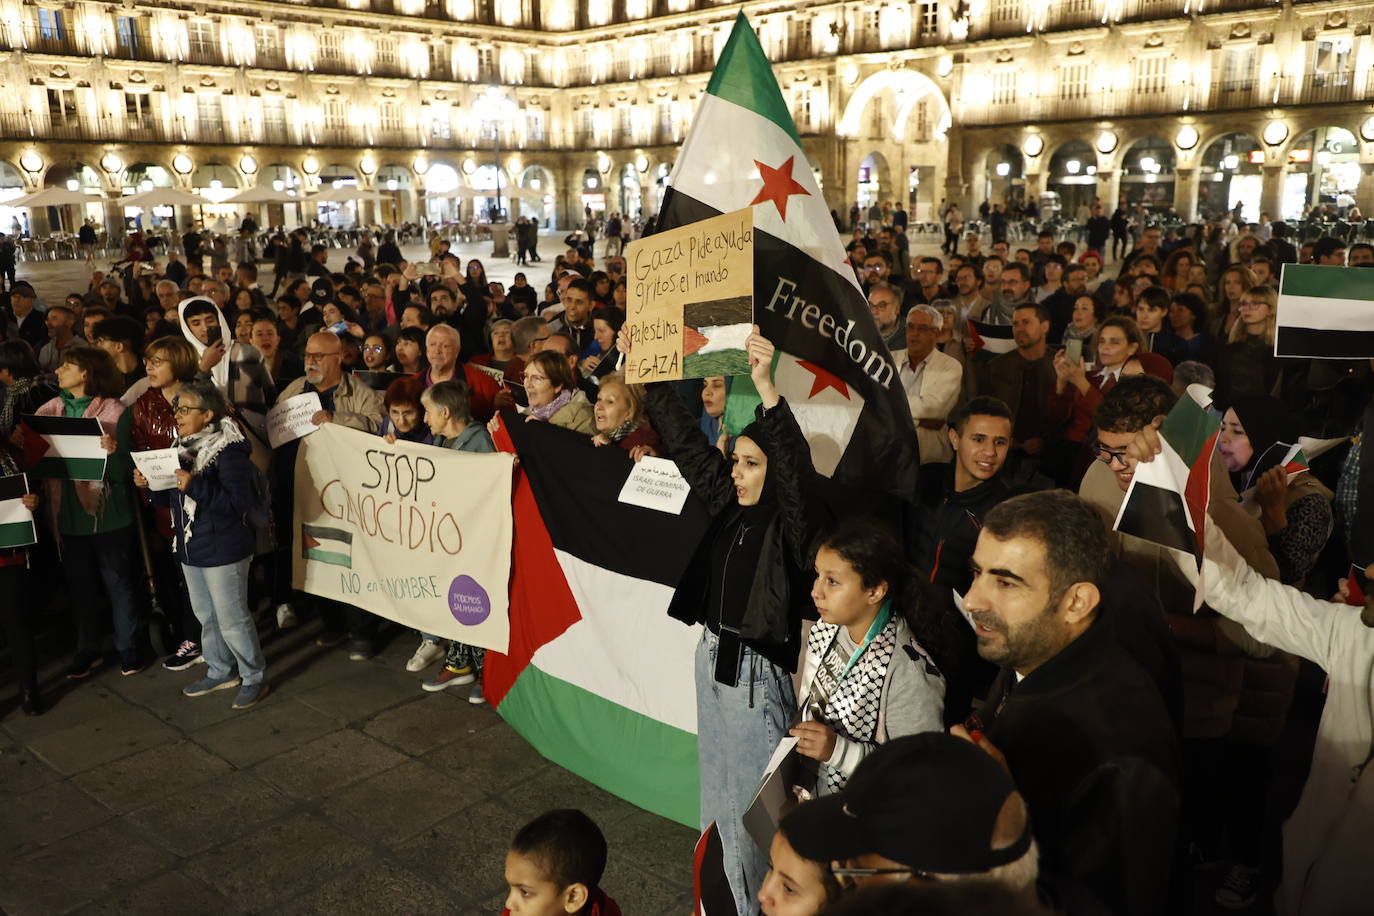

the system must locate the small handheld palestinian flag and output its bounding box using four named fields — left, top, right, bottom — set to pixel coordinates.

left=0, top=473, right=36, bottom=548
left=1276, top=263, right=1374, bottom=359
left=967, top=319, right=1017, bottom=356
left=1345, top=565, right=1367, bottom=607
left=1113, top=384, right=1220, bottom=610
left=693, top=822, right=740, bottom=916
left=1239, top=435, right=1348, bottom=495
left=21, top=414, right=106, bottom=480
